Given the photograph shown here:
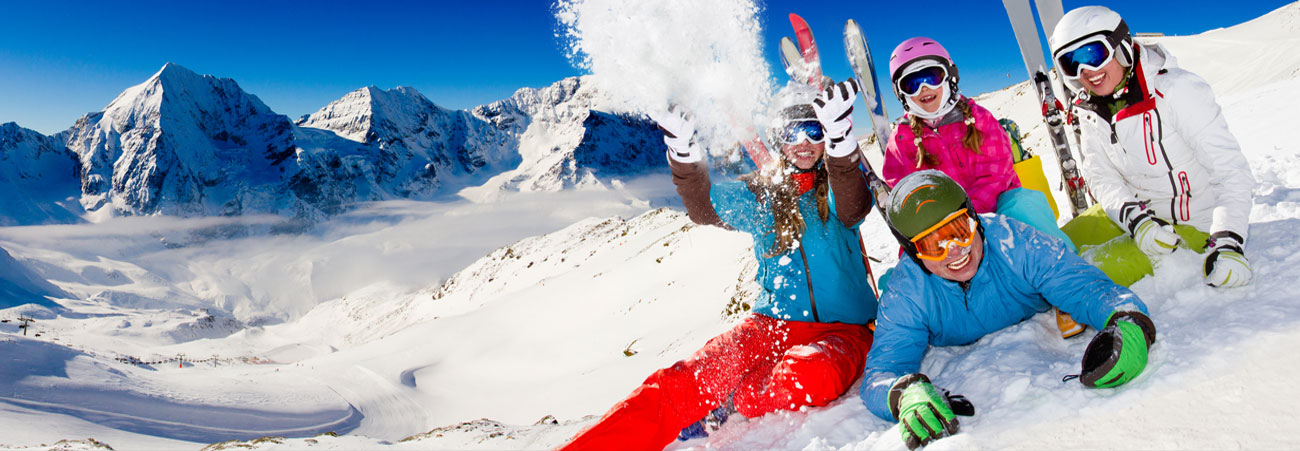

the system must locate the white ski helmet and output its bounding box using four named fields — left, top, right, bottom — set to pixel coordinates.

left=1049, top=6, right=1134, bottom=93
